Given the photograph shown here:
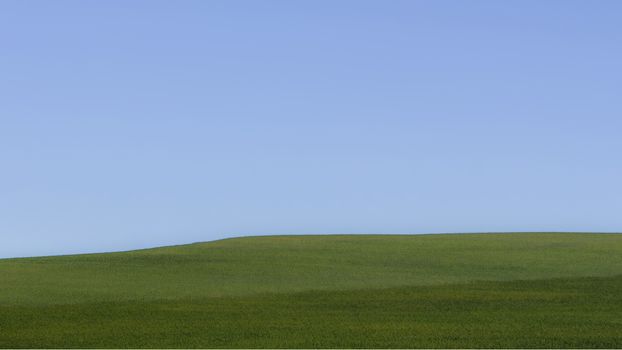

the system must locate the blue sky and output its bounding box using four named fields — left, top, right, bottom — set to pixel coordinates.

left=2, top=0, right=621, bottom=257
